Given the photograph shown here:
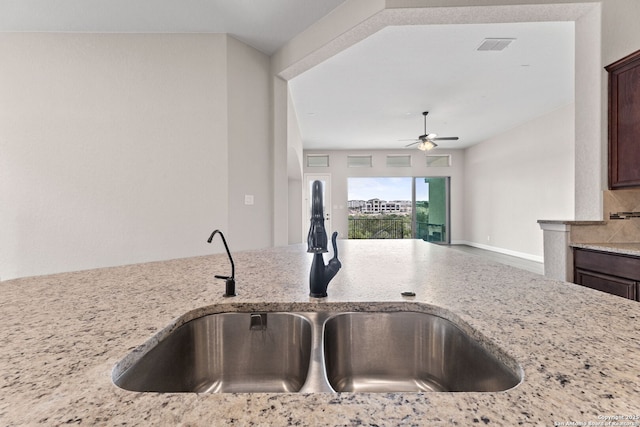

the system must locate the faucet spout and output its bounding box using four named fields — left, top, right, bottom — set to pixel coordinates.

left=307, top=180, right=341, bottom=298
left=207, top=229, right=236, bottom=297
left=307, top=180, right=328, bottom=253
